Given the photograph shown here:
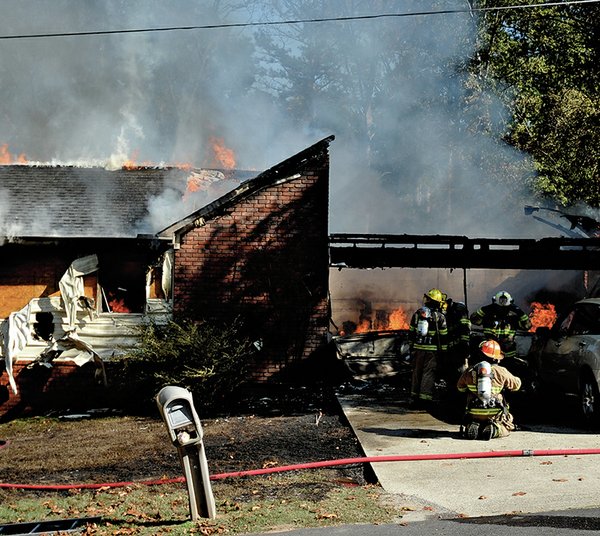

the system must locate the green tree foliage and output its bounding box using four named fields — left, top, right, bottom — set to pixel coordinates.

left=469, top=0, right=600, bottom=207
left=114, top=318, right=256, bottom=410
